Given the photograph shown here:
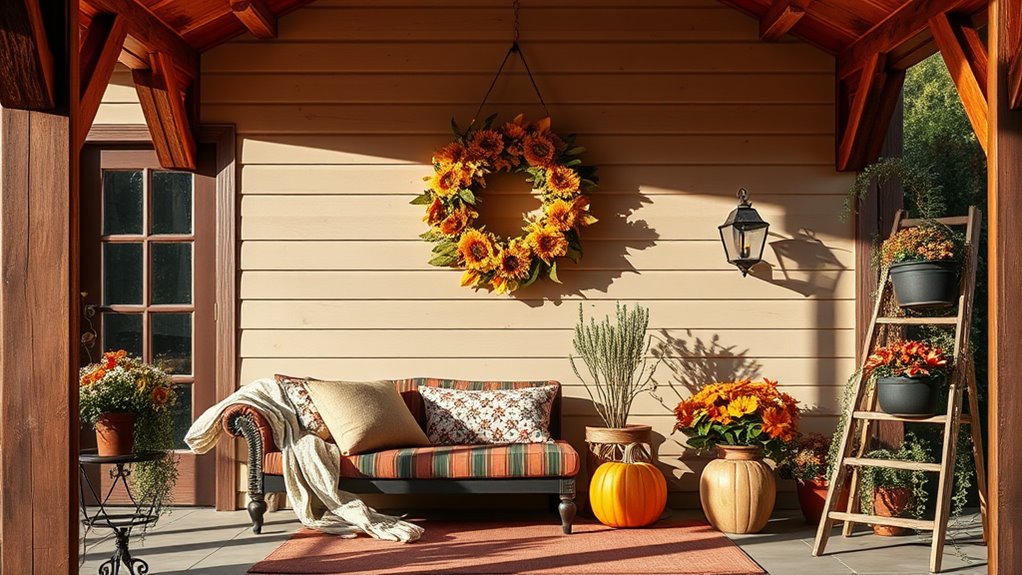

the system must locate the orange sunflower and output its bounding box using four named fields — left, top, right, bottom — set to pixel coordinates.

left=468, top=130, right=504, bottom=162
left=545, top=166, right=581, bottom=197
left=492, top=240, right=533, bottom=294
left=433, top=142, right=469, bottom=165
left=424, top=198, right=446, bottom=226
left=545, top=196, right=597, bottom=231
left=525, top=223, right=568, bottom=263
left=428, top=163, right=472, bottom=198
left=458, top=229, right=497, bottom=271
left=438, top=205, right=475, bottom=236
left=523, top=133, right=556, bottom=167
